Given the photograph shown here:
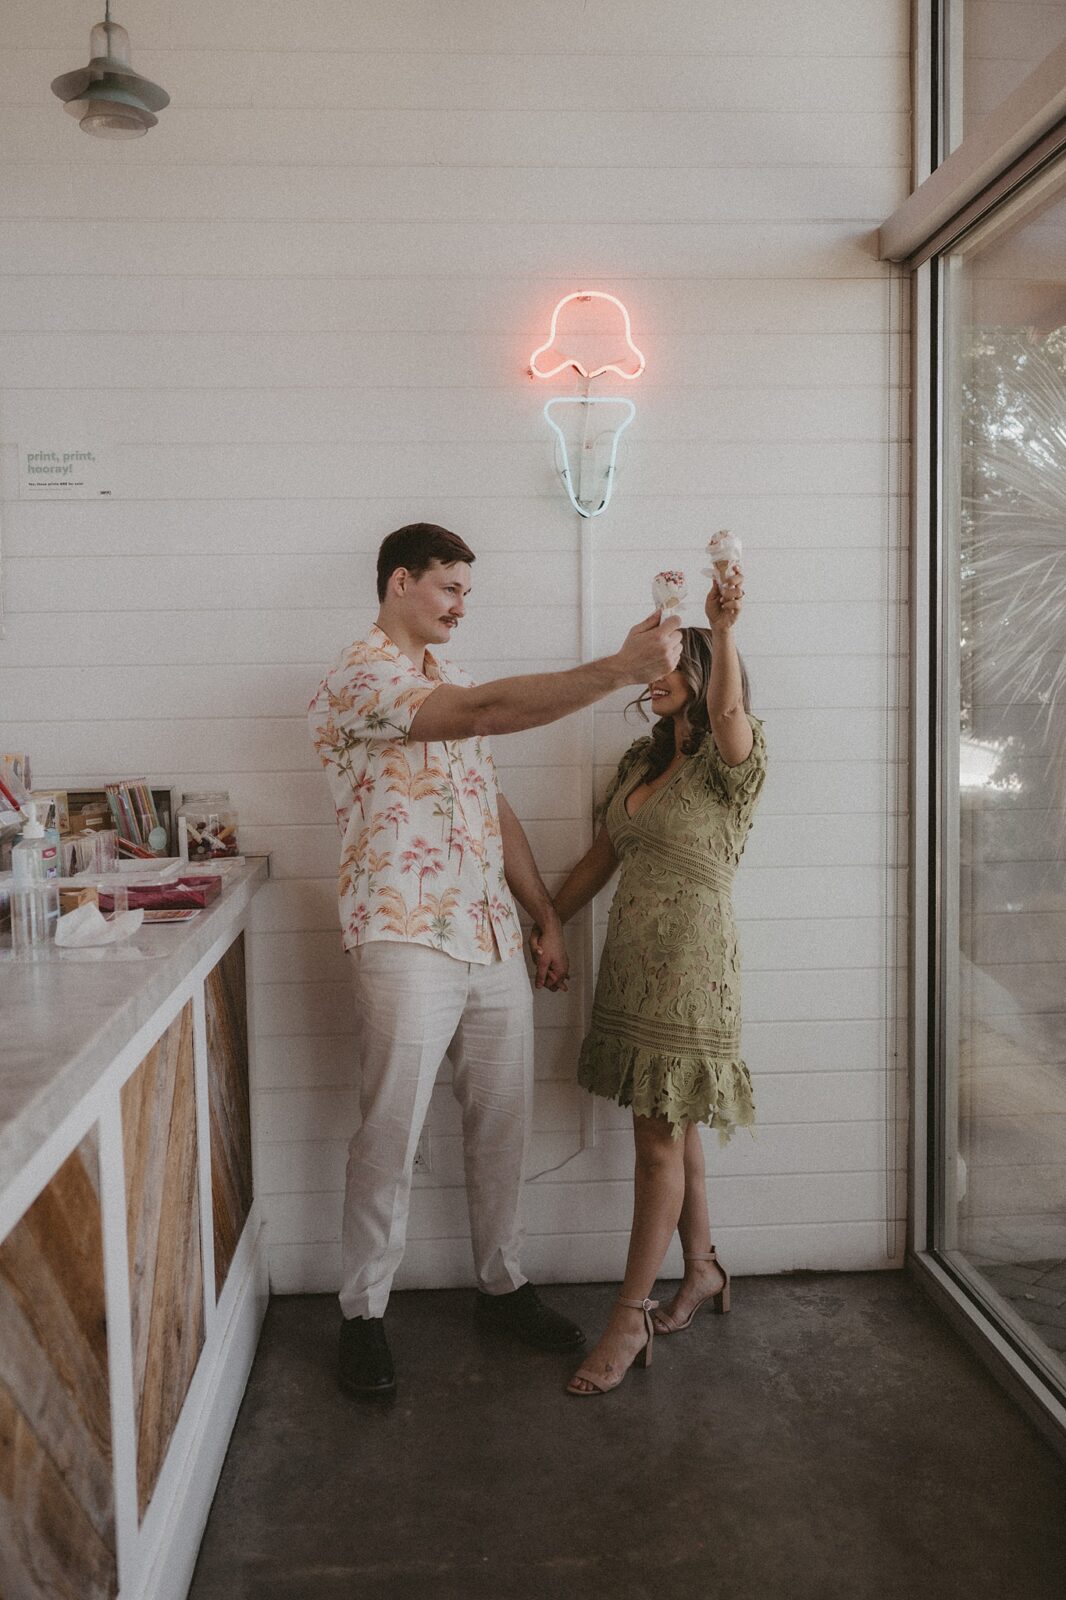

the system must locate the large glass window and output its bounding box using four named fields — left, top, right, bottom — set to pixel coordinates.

left=945, top=1, right=1066, bottom=151
left=938, top=177, right=1066, bottom=1385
